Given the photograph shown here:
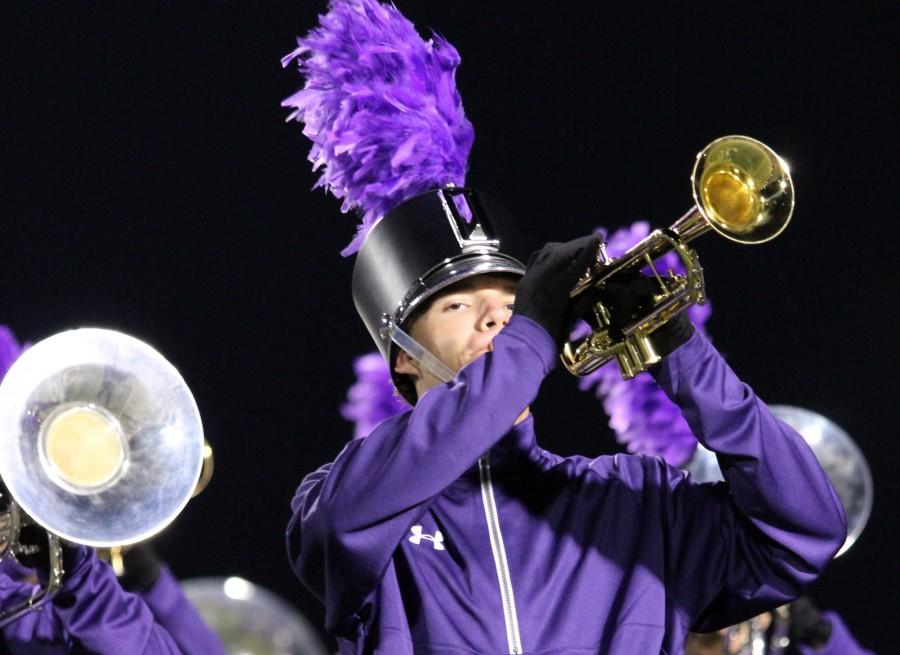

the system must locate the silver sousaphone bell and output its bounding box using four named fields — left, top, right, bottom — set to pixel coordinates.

left=0, top=328, right=204, bottom=626
left=181, top=577, right=330, bottom=655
